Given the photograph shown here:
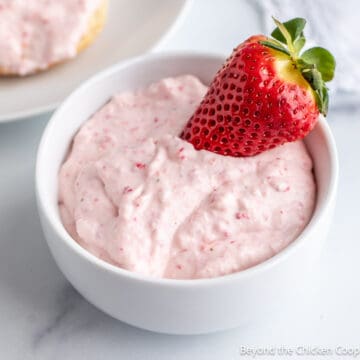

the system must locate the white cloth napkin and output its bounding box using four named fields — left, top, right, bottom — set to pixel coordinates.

left=254, top=0, right=360, bottom=107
